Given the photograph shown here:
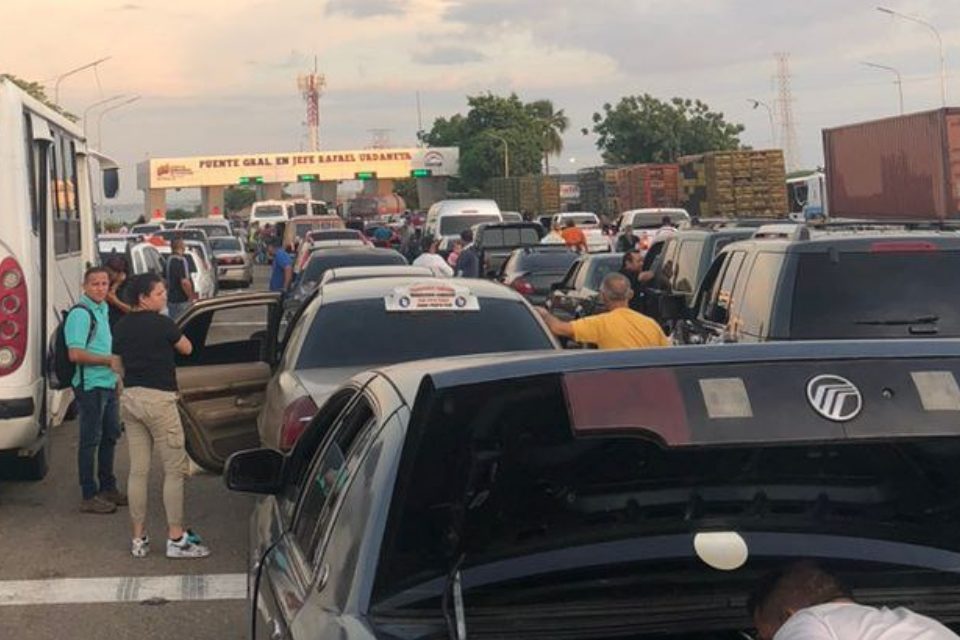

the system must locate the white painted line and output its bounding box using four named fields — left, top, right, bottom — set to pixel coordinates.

left=0, top=573, right=246, bottom=606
